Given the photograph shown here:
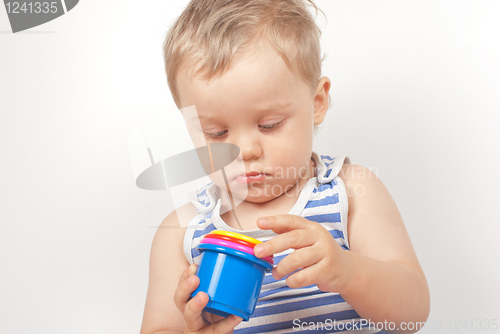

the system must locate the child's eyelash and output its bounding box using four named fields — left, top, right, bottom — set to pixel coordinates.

left=259, top=122, right=281, bottom=129
left=204, top=130, right=228, bottom=139
left=204, top=121, right=283, bottom=139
